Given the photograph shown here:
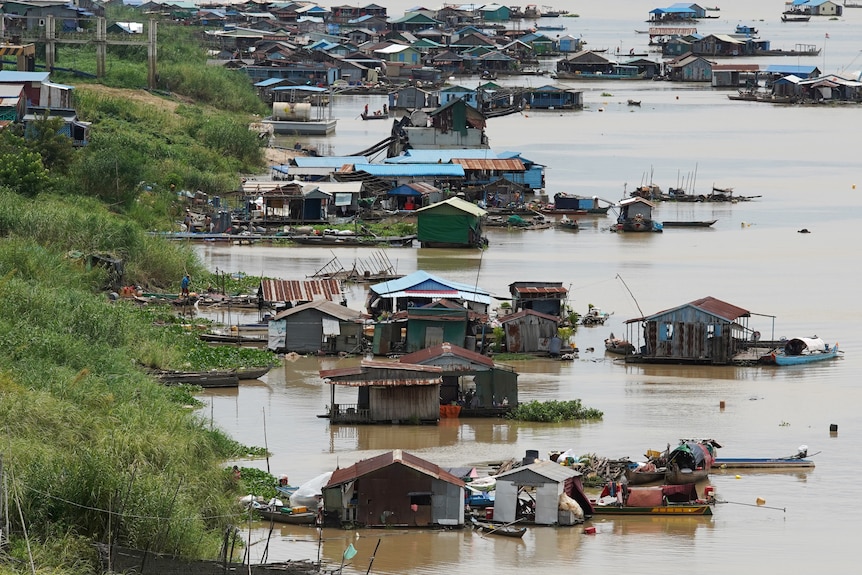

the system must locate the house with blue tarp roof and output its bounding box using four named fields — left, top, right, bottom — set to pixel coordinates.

left=523, top=85, right=583, bottom=109
left=764, top=64, right=820, bottom=80
left=649, top=3, right=702, bottom=22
